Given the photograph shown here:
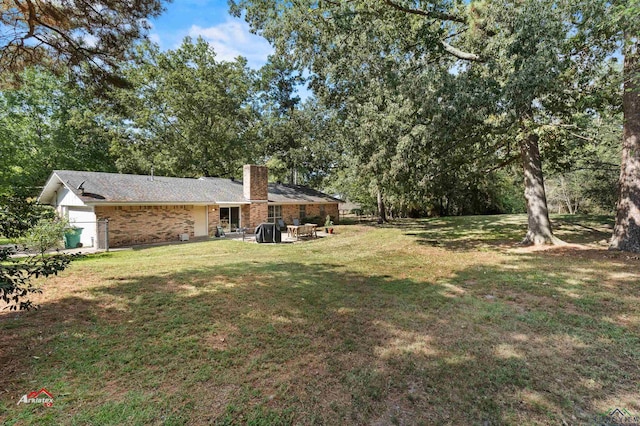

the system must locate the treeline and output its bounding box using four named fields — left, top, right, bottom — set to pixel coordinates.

left=0, top=39, right=339, bottom=196
left=1, top=0, right=638, bottom=250
left=0, top=37, right=620, bottom=216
